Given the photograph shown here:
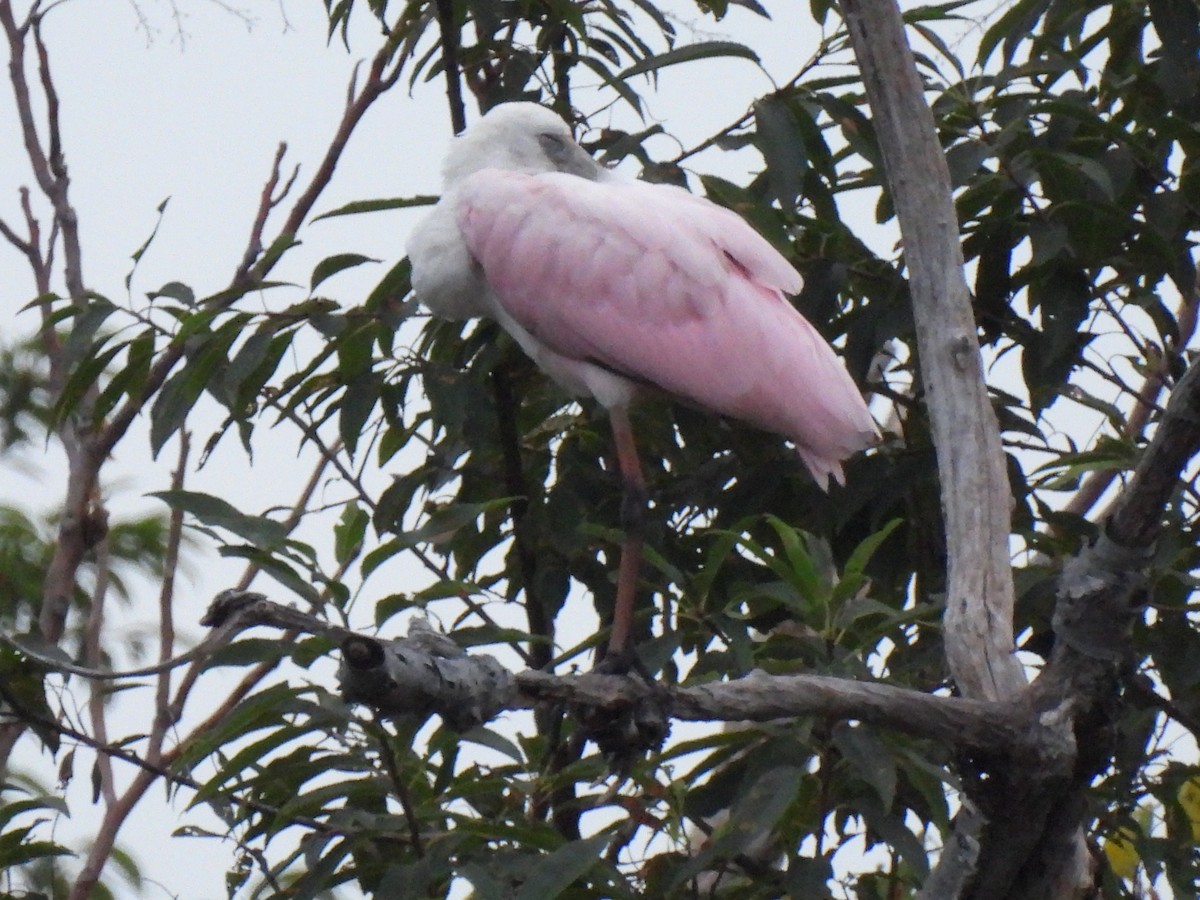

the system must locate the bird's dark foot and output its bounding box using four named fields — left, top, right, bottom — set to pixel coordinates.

left=577, top=689, right=670, bottom=771
left=578, top=645, right=670, bottom=770
left=593, top=643, right=653, bottom=682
